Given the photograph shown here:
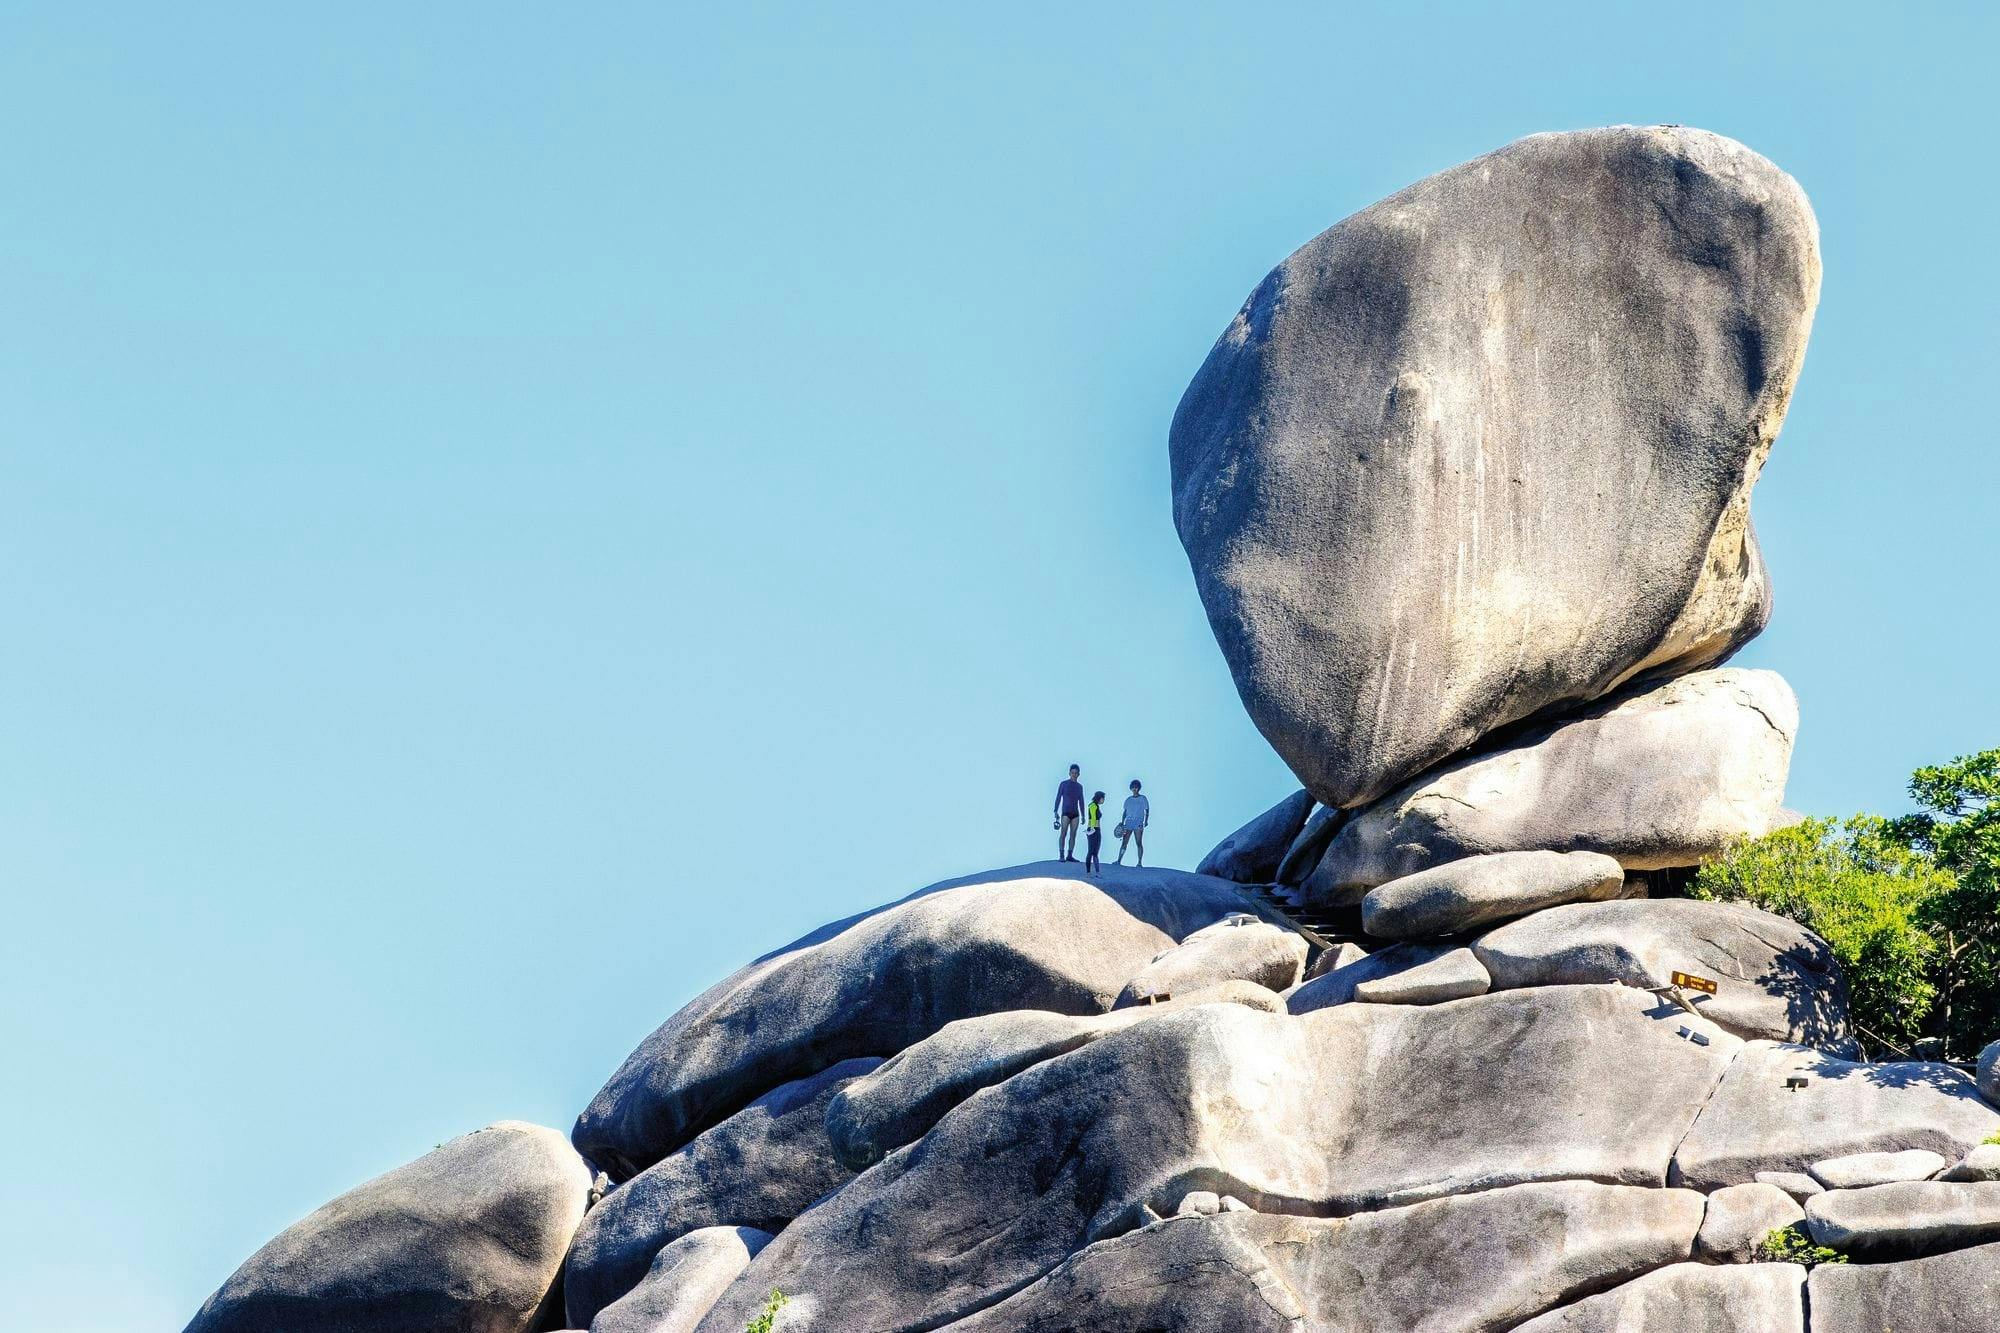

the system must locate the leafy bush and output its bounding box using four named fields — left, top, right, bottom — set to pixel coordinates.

left=1983, top=1129, right=2000, bottom=1147
left=746, top=1289, right=788, bottom=1333
left=1756, top=1224, right=1848, bottom=1268
left=1692, top=816, right=1950, bottom=1050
